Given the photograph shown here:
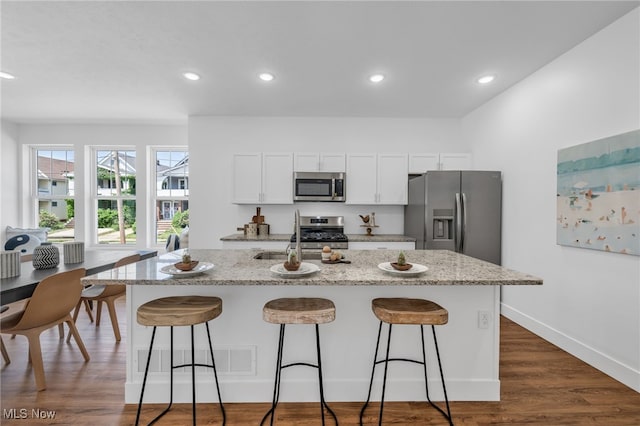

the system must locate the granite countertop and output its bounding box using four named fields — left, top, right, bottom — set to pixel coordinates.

left=83, top=249, right=542, bottom=287
left=220, top=233, right=416, bottom=243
